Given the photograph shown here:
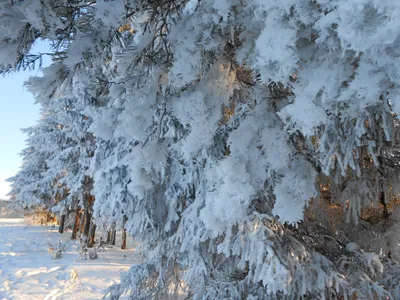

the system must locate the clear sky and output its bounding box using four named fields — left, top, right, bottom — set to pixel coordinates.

left=0, top=42, right=51, bottom=200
